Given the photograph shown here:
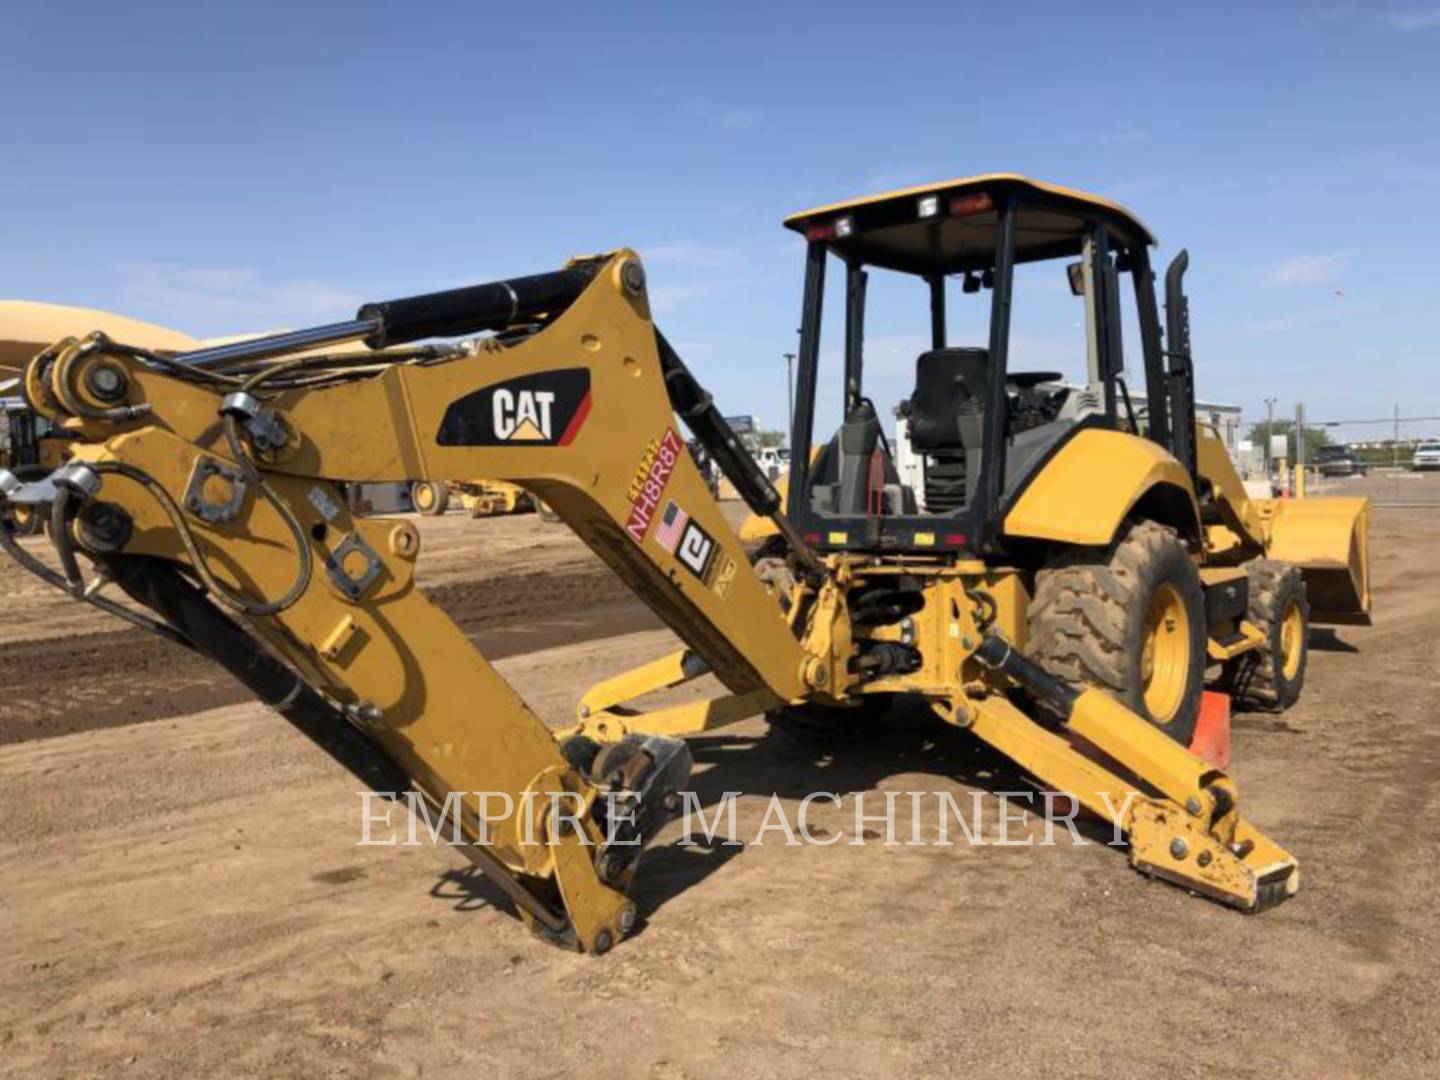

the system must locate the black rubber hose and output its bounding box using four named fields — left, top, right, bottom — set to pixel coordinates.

left=49, top=485, right=85, bottom=591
